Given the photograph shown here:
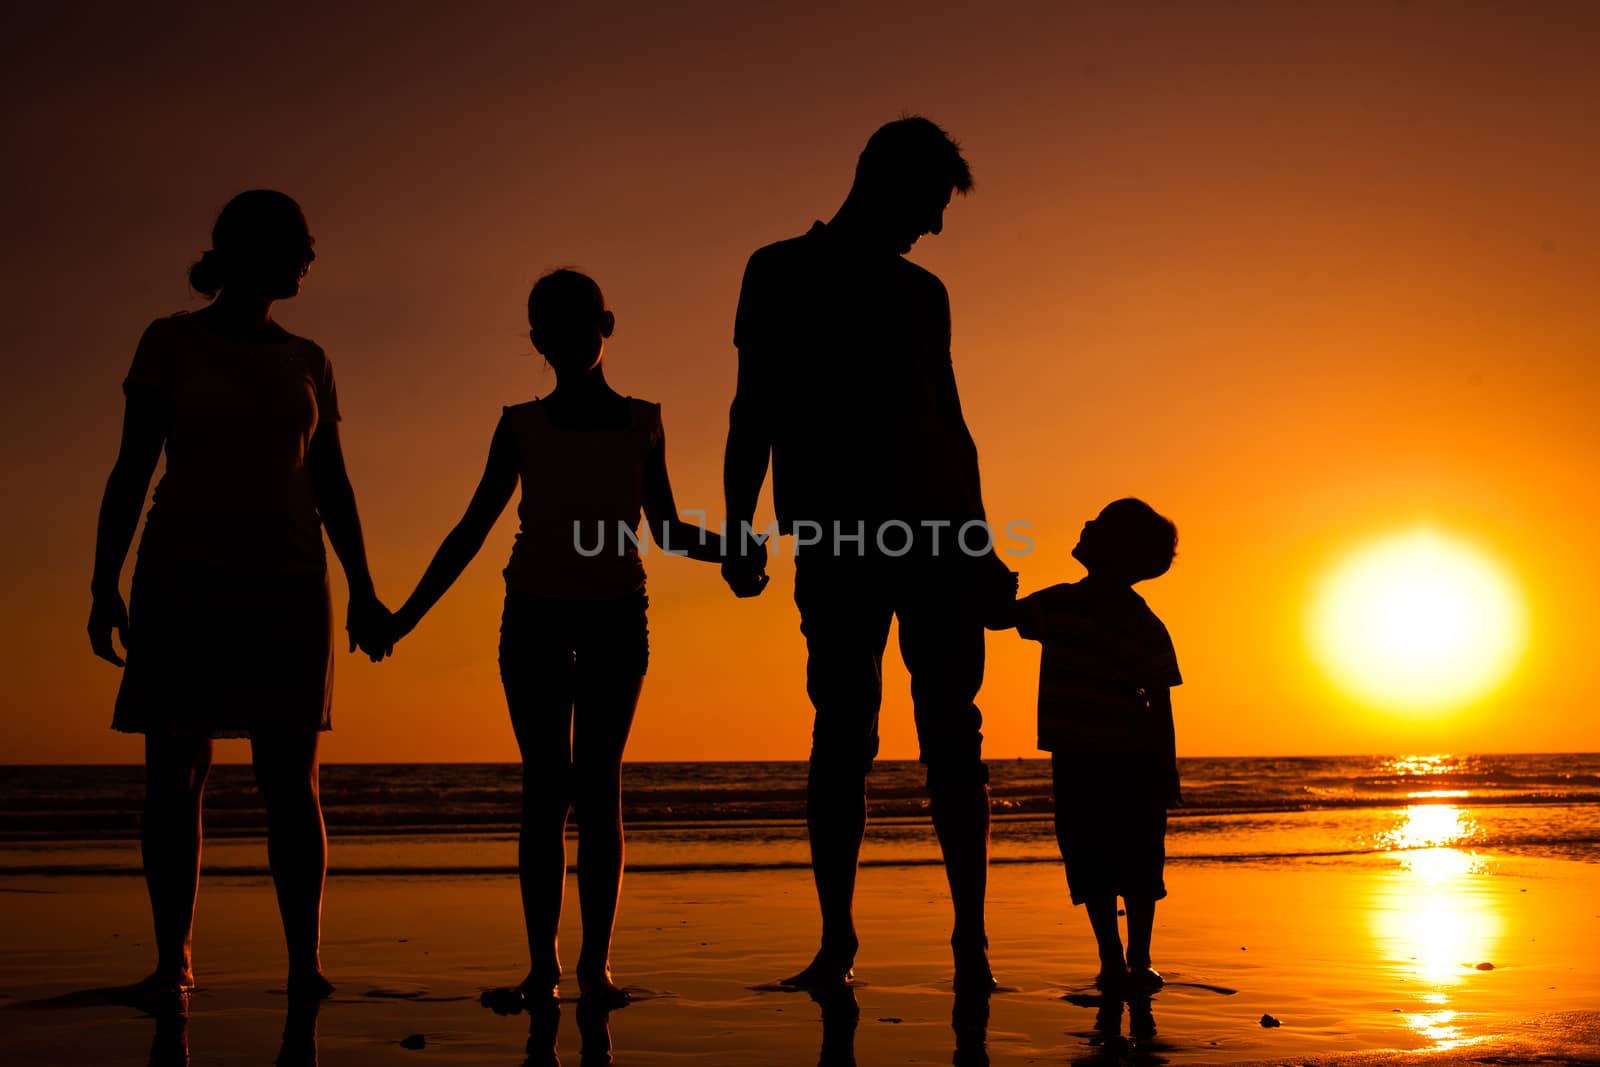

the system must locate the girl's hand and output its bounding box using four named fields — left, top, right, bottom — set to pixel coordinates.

left=88, top=590, right=130, bottom=667
left=391, top=603, right=421, bottom=644
left=1166, top=764, right=1184, bottom=809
